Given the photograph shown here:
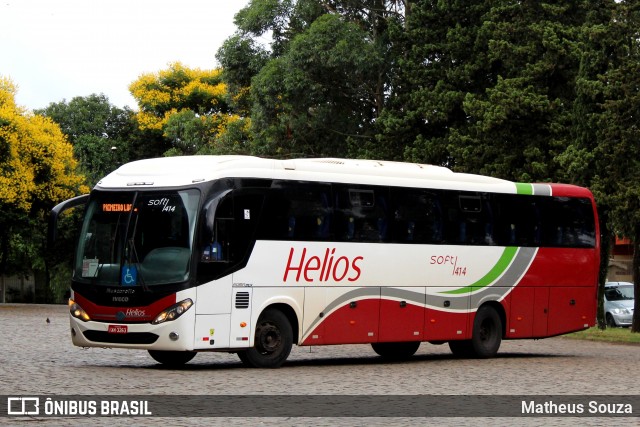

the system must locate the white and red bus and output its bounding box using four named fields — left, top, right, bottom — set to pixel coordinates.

left=50, top=156, right=599, bottom=367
